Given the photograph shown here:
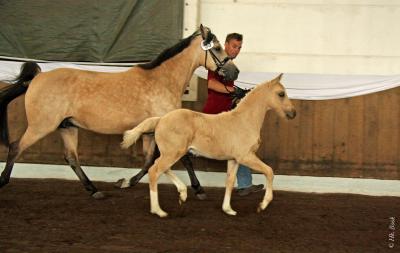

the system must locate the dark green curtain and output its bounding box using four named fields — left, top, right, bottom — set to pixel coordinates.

left=0, top=0, right=183, bottom=62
